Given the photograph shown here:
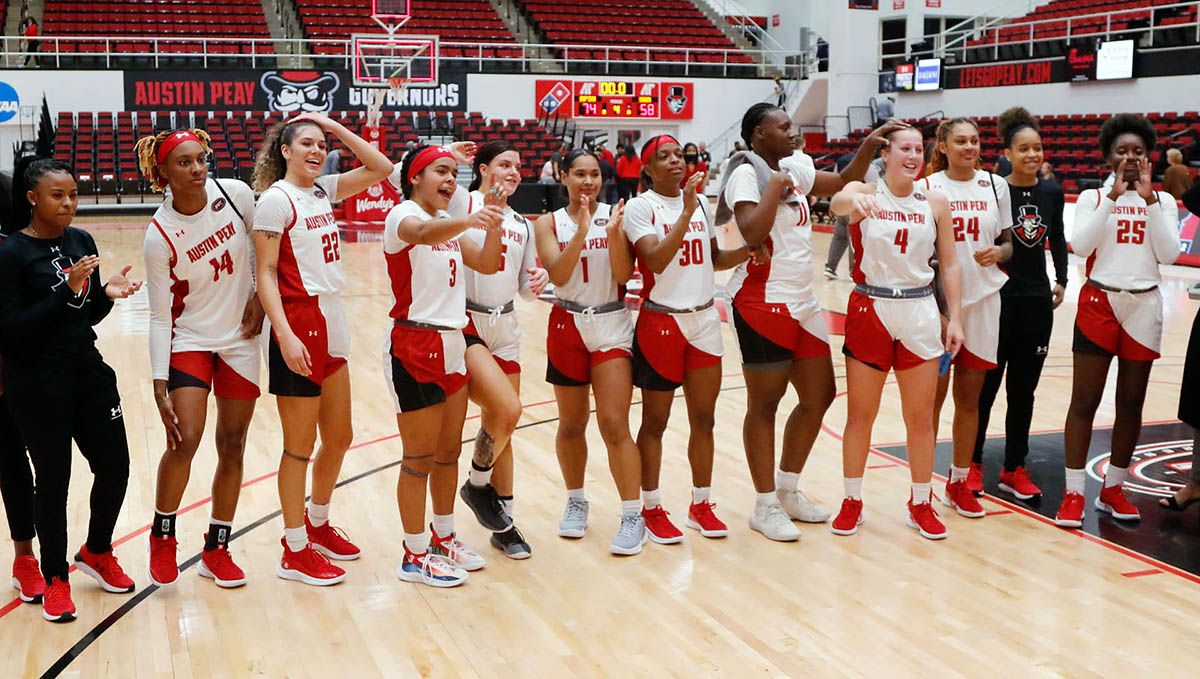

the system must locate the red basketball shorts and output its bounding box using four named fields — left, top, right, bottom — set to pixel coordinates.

left=1073, top=284, right=1162, bottom=361
left=730, top=298, right=830, bottom=368
left=632, top=306, right=723, bottom=390
left=168, top=342, right=260, bottom=400
left=545, top=305, right=633, bottom=386
left=384, top=324, right=468, bottom=413
left=843, top=291, right=943, bottom=372
left=268, top=293, right=350, bottom=397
